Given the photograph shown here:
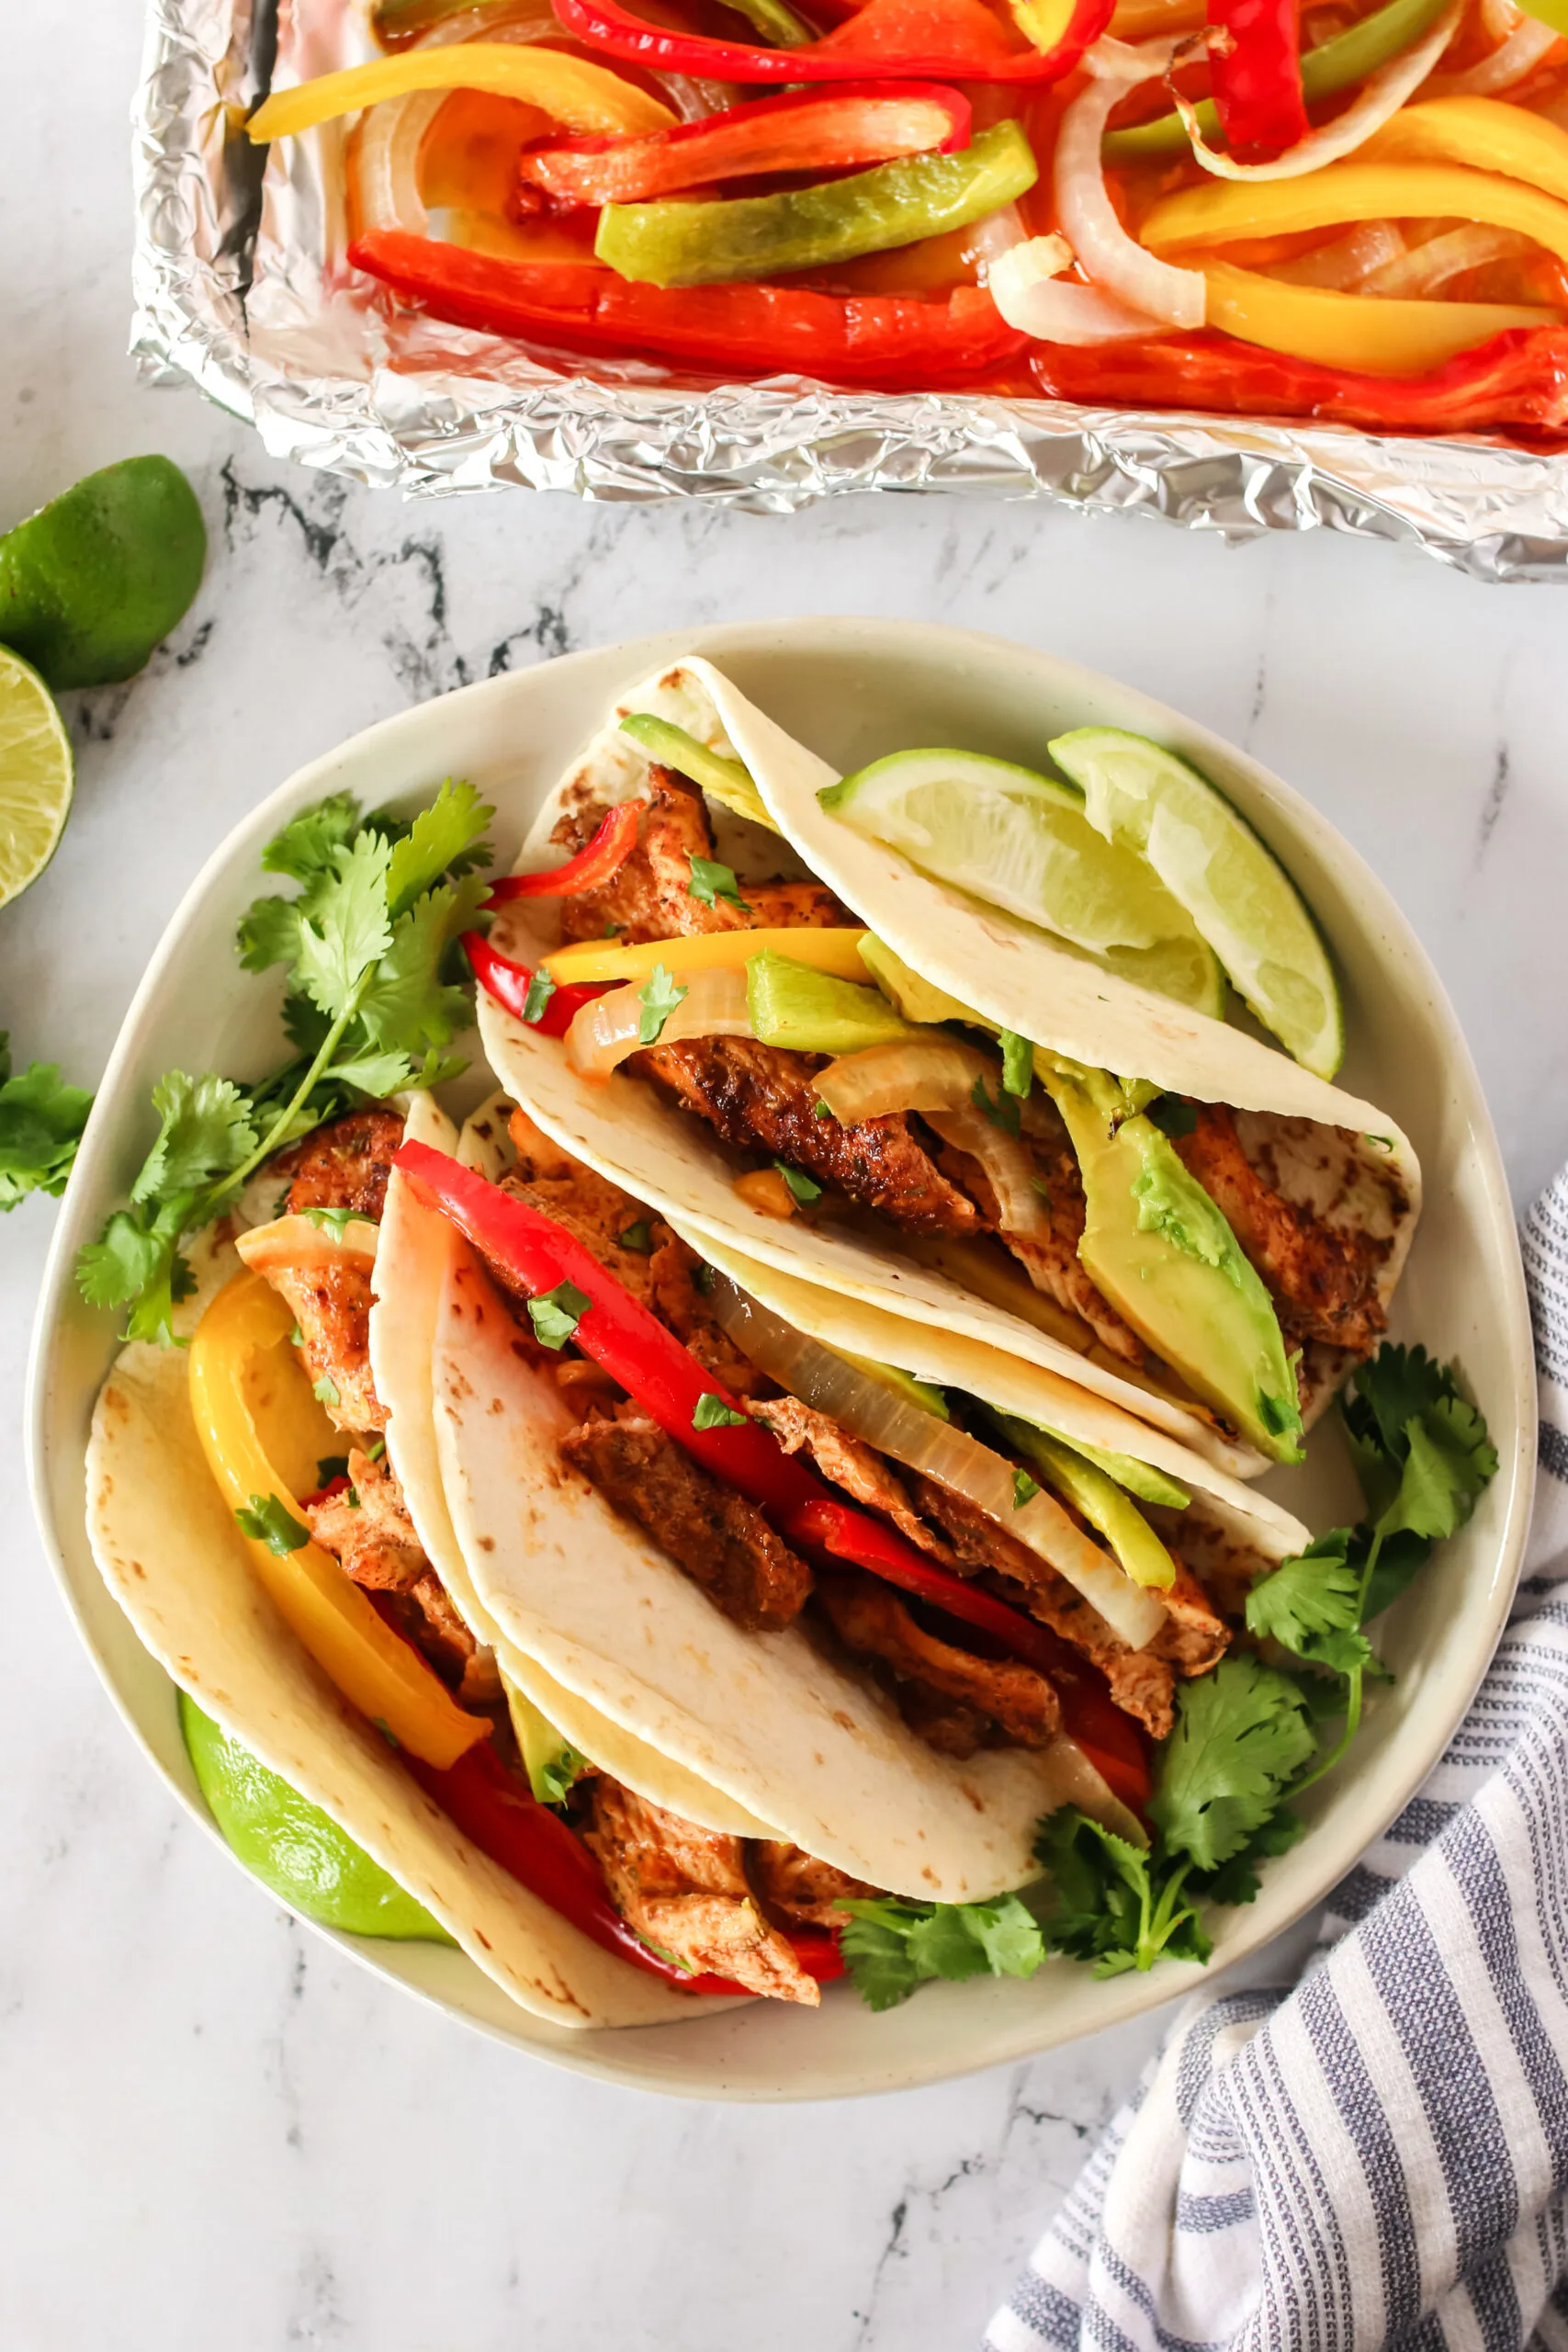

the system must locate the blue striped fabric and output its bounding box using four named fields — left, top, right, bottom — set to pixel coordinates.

left=984, top=1170, right=1568, bottom=2352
